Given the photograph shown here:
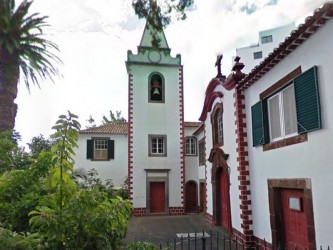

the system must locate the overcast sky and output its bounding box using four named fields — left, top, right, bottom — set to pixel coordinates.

left=14, top=0, right=327, bottom=146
